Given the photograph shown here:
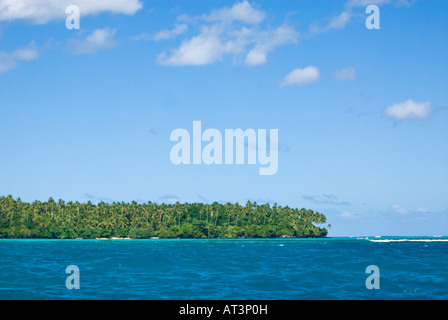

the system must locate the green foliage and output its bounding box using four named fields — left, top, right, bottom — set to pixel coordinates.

left=0, top=195, right=328, bottom=239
